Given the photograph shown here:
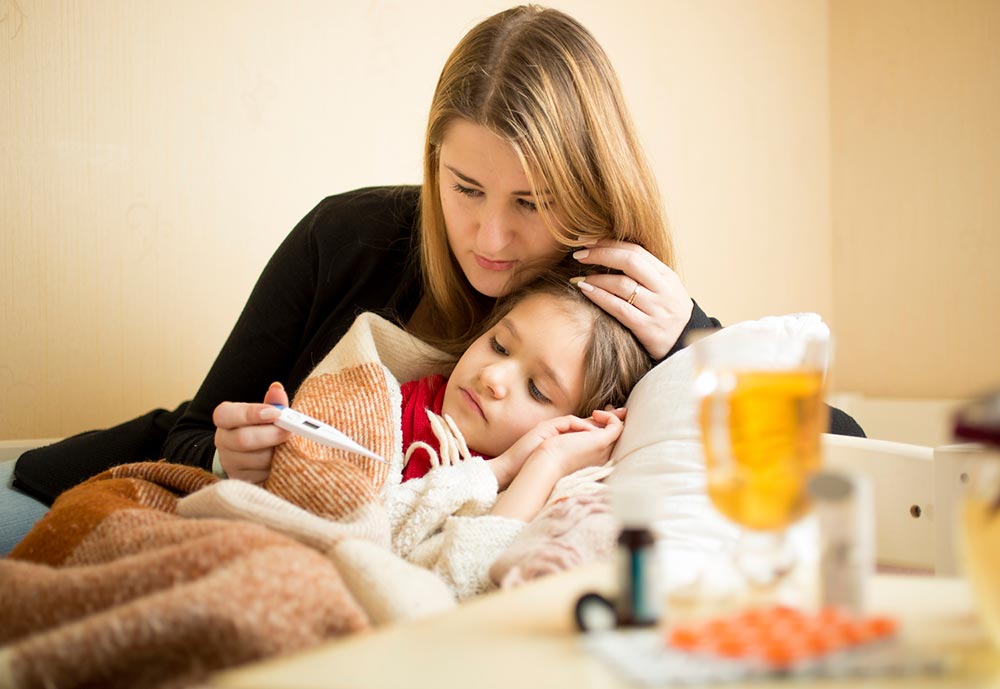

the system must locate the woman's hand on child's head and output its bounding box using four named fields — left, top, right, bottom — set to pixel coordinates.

left=212, top=382, right=291, bottom=484
left=572, top=239, right=694, bottom=359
